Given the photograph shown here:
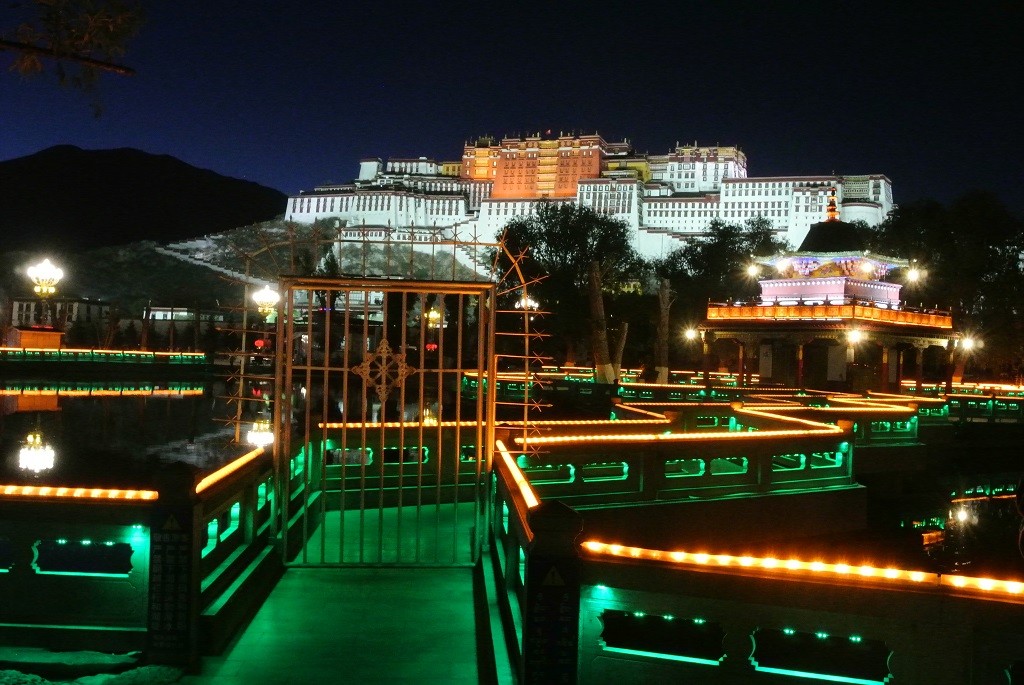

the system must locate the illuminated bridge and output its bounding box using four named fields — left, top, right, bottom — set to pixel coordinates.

left=1, top=384, right=1022, bottom=684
